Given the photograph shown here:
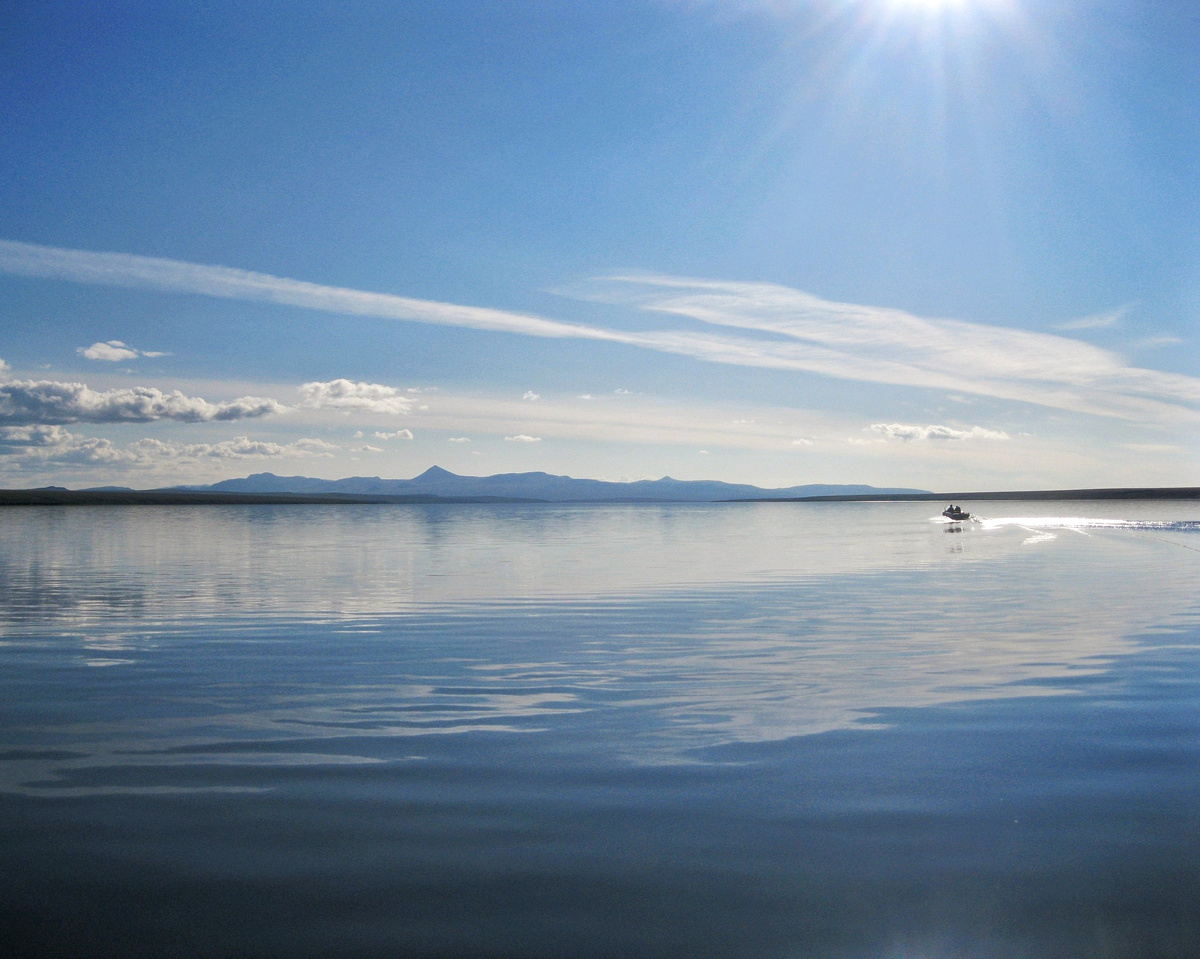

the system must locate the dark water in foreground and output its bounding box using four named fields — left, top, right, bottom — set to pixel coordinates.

left=2, top=501, right=1199, bottom=958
